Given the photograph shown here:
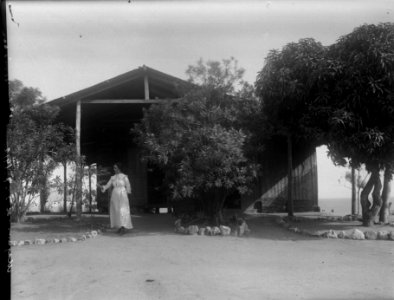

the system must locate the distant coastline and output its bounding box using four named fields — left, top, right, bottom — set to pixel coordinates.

left=318, top=197, right=394, bottom=216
